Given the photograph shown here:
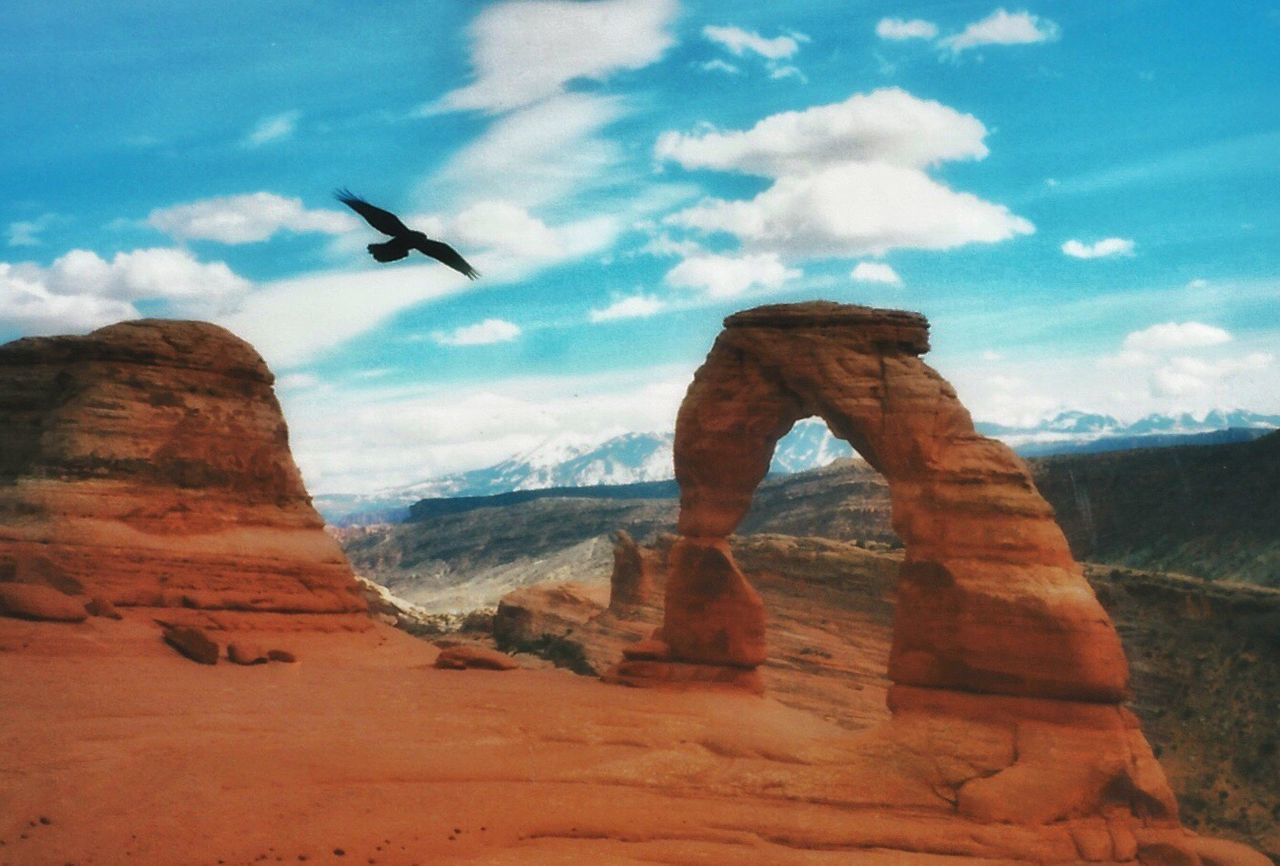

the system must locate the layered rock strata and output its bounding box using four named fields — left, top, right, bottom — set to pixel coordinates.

left=615, top=301, right=1127, bottom=702
left=606, top=301, right=1205, bottom=849
left=0, top=319, right=366, bottom=621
